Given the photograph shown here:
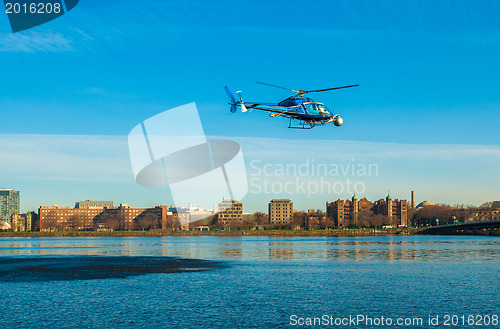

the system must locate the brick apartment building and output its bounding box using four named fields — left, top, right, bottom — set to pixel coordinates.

left=326, top=195, right=372, bottom=227
left=11, top=211, right=37, bottom=231
left=39, top=201, right=172, bottom=231
left=326, top=194, right=408, bottom=228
